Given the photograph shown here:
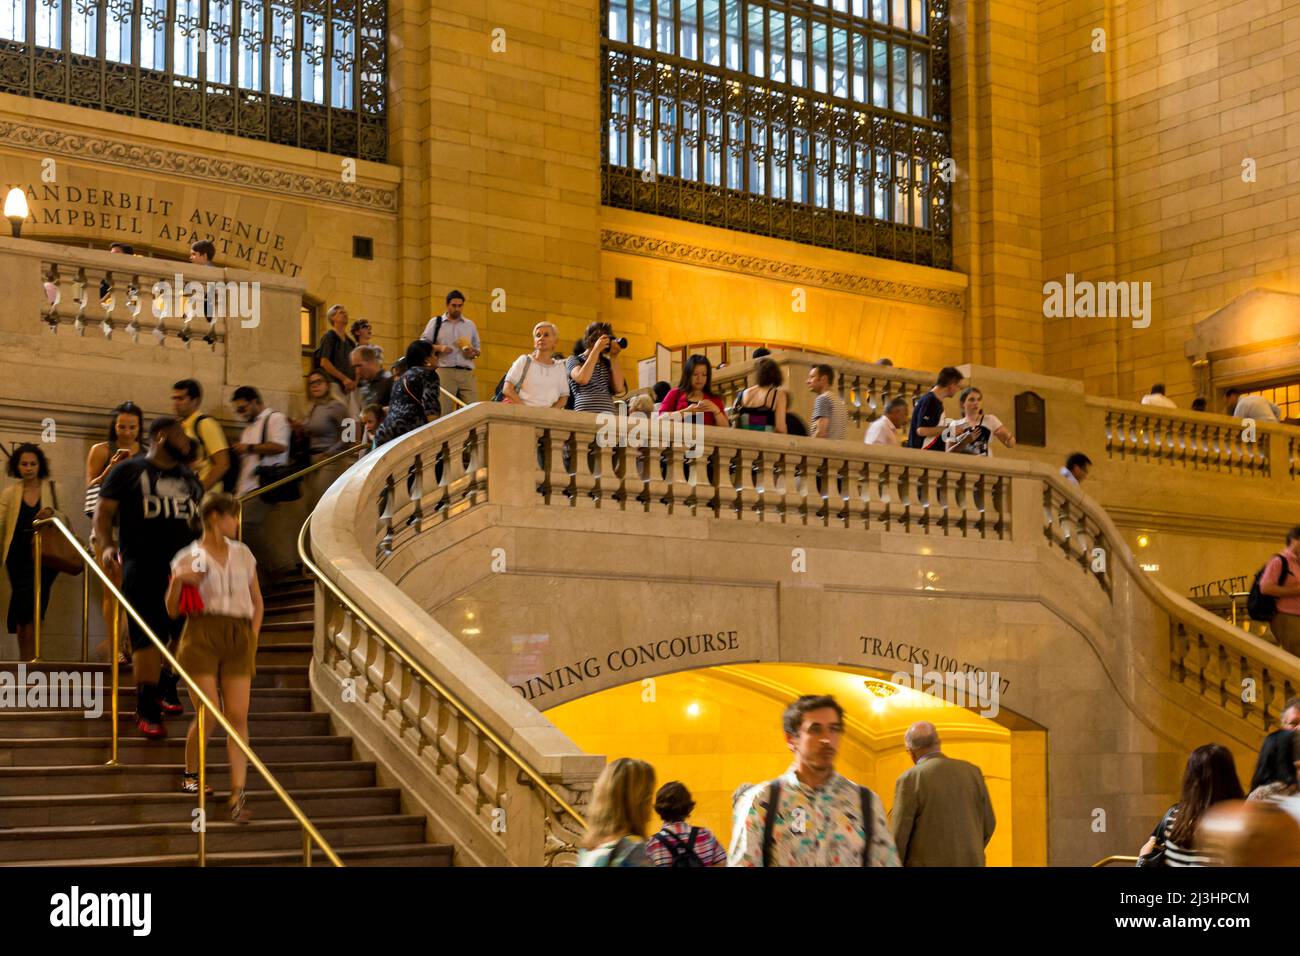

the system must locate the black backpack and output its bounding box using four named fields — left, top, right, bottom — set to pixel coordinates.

left=194, top=414, right=240, bottom=493
left=760, top=780, right=873, bottom=867
left=1247, top=554, right=1291, bottom=622
left=659, top=827, right=705, bottom=868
